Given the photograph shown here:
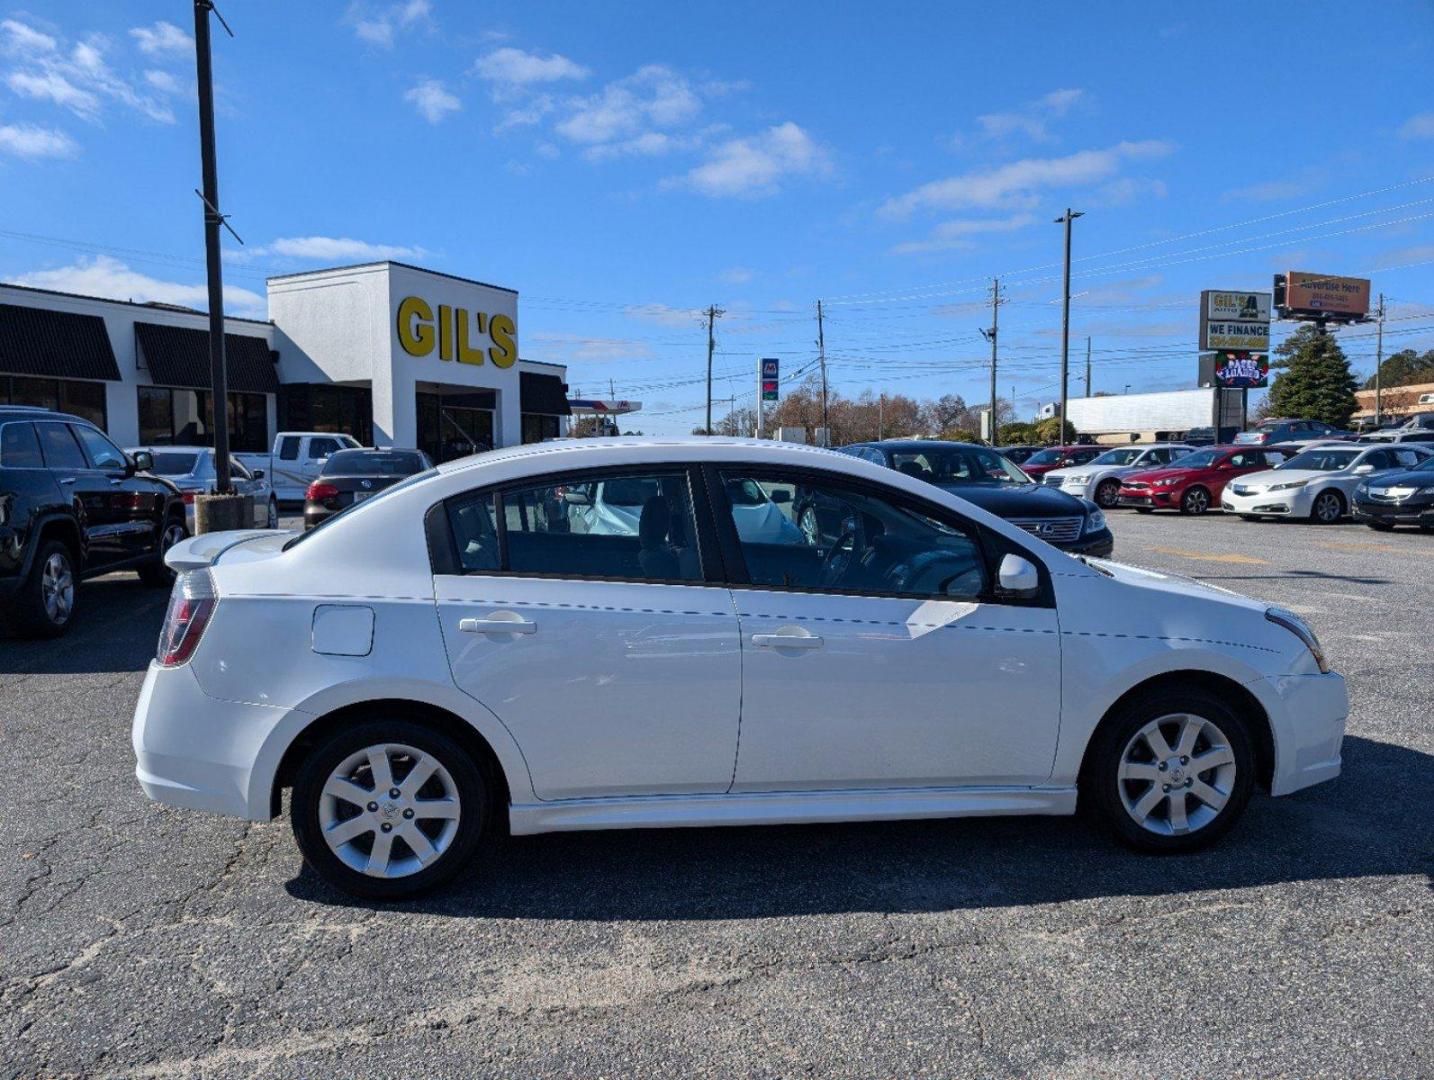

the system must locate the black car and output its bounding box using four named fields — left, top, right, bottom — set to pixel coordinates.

left=995, top=444, right=1042, bottom=465
left=304, top=447, right=433, bottom=529
left=0, top=407, right=188, bottom=637
left=1351, top=454, right=1434, bottom=531
left=831, top=440, right=1114, bottom=556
